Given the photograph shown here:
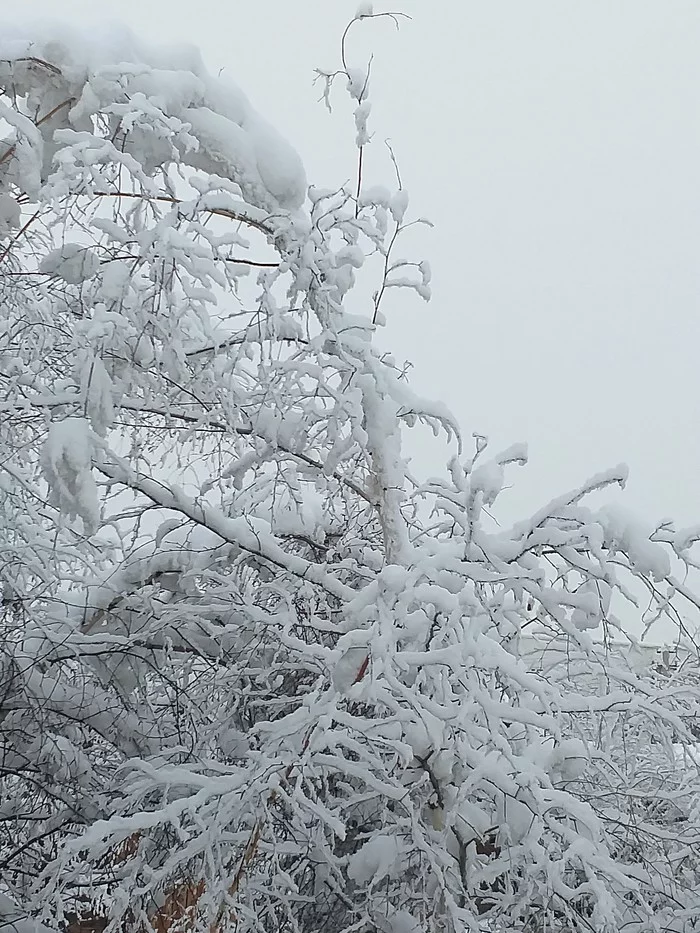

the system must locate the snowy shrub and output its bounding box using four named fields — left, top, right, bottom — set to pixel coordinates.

left=1, top=11, right=700, bottom=933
